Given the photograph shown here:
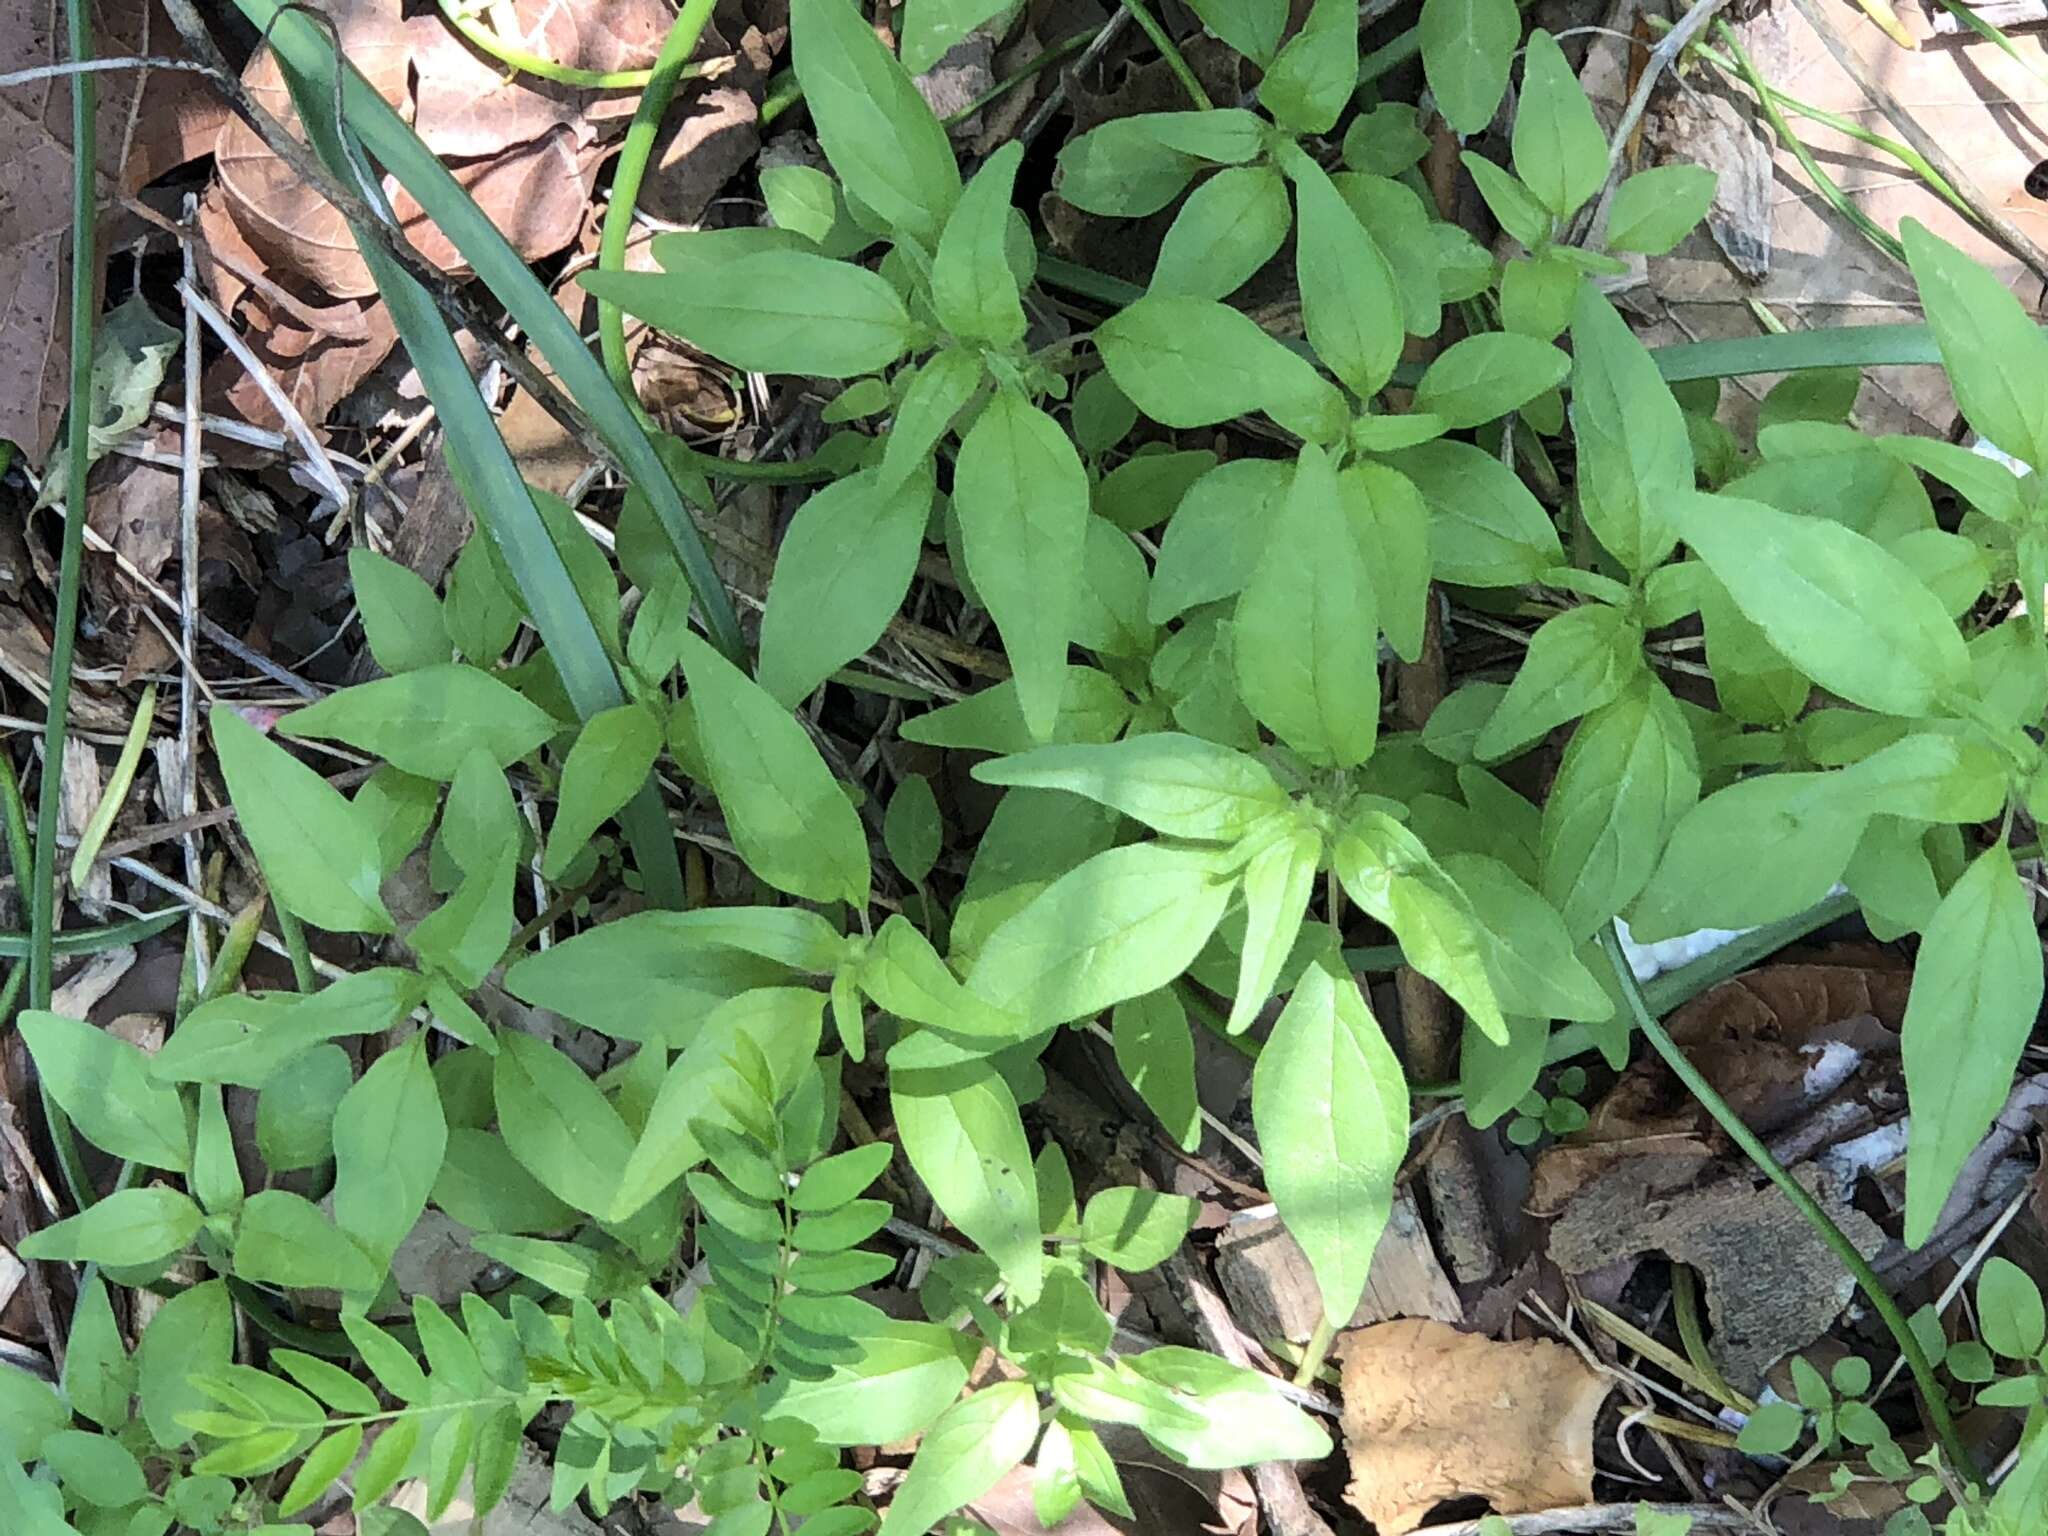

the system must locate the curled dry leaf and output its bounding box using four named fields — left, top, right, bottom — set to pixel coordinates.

left=1335, top=1319, right=1614, bottom=1536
